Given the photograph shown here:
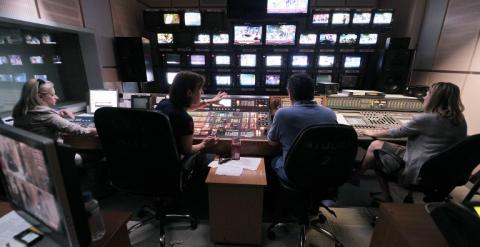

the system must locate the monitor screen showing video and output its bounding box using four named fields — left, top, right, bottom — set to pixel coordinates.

left=339, top=33, right=358, bottom=44
left=34, top=74, right=48, bottom=81
left=352, top=12, right=371, bottom=24
left=41, top=34, right=56, bottom=44
left=0, top=56, right=8, bottom=65
left=215, top=55, right=230, bottom=65
left=266, top=55, right=282, bottom=67
left=234, top=25, right=263, bottom=45
left=194, top=34, right=210, bottom=44
left=166, top=72, right=178, bottom=85
left=318, top=55, right=335, bottom=67
left=14, top=73, right=27, bottom=83
left=184, top=12, right=201, bottom=26
left=332, top=12, right=350, bottom=25
left=215, top=75, right=231, bottom=86
left=157, top=33, right=173, bottom=44
left=164, top=13, right=180, bottom=24
left=291, top=55, right=308, bottom=67
left=29, top=56, right=43, bottom=64
left=312, top=13, right=330, bottom=24
left=25, top=34, right=40, bottom=44
left=265, top=74, right=281, bottom=86
left=0, top=74, right=12, bottom=82
left=265, top=25, right=296, bottom=45
left=240, top=73, right=256, bottom=86
left=319, top=34, right=337, bottom=45
left=212, top=33, right=229, bottom=44
left=344, top=56, right=361, bottom=68
left=8, top=55, right=22, bottom=65
left=316, top=74, right=332, bottom=83
left=299, top=33, right=317, bottom=45
left=267, top=0, right=309, bottom=14
left=190, top=55, right=205, bottom=66
left=359, top=33, right=378, bottom=45
left=166, top=54, right=180, bottom=65
left=373, top=12, right=393, bottom=24
left=240, top=54, right=256, bottom=67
